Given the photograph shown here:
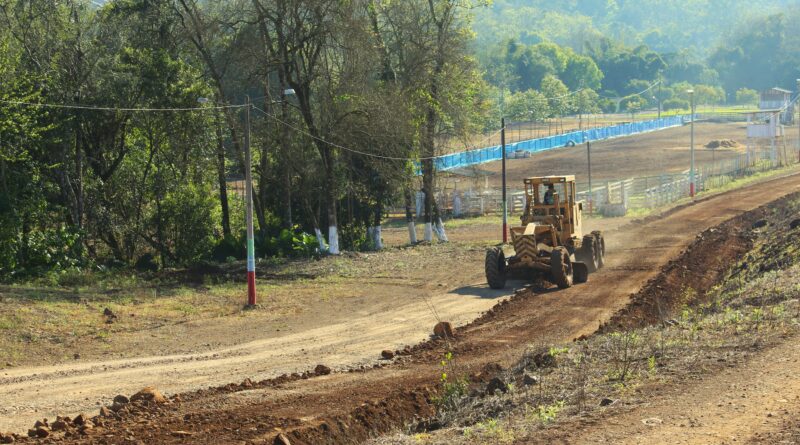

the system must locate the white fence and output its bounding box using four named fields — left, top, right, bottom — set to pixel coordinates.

left=403, top=147, right=794, bottom=219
